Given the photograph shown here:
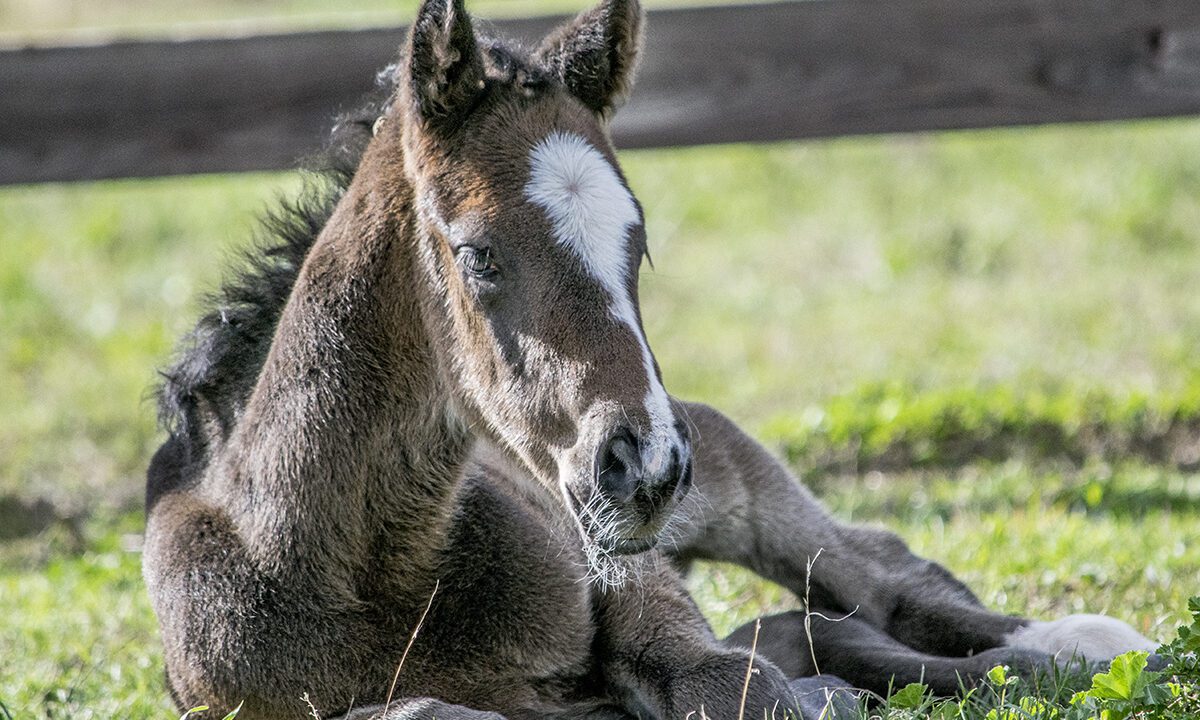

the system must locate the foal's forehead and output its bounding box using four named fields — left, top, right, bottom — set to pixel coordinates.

left=458, top=97, right=643, bottom=238
left=524, top=131, right=641, bottom=274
